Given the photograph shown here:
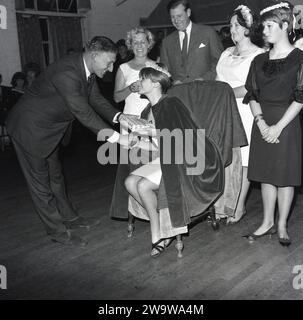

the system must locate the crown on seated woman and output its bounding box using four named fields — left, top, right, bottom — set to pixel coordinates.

left=235, top=5, right=253, bottom=28
left=145, top=61, right=172, bottom=78
left=260, top=2, right=290, bottom=15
